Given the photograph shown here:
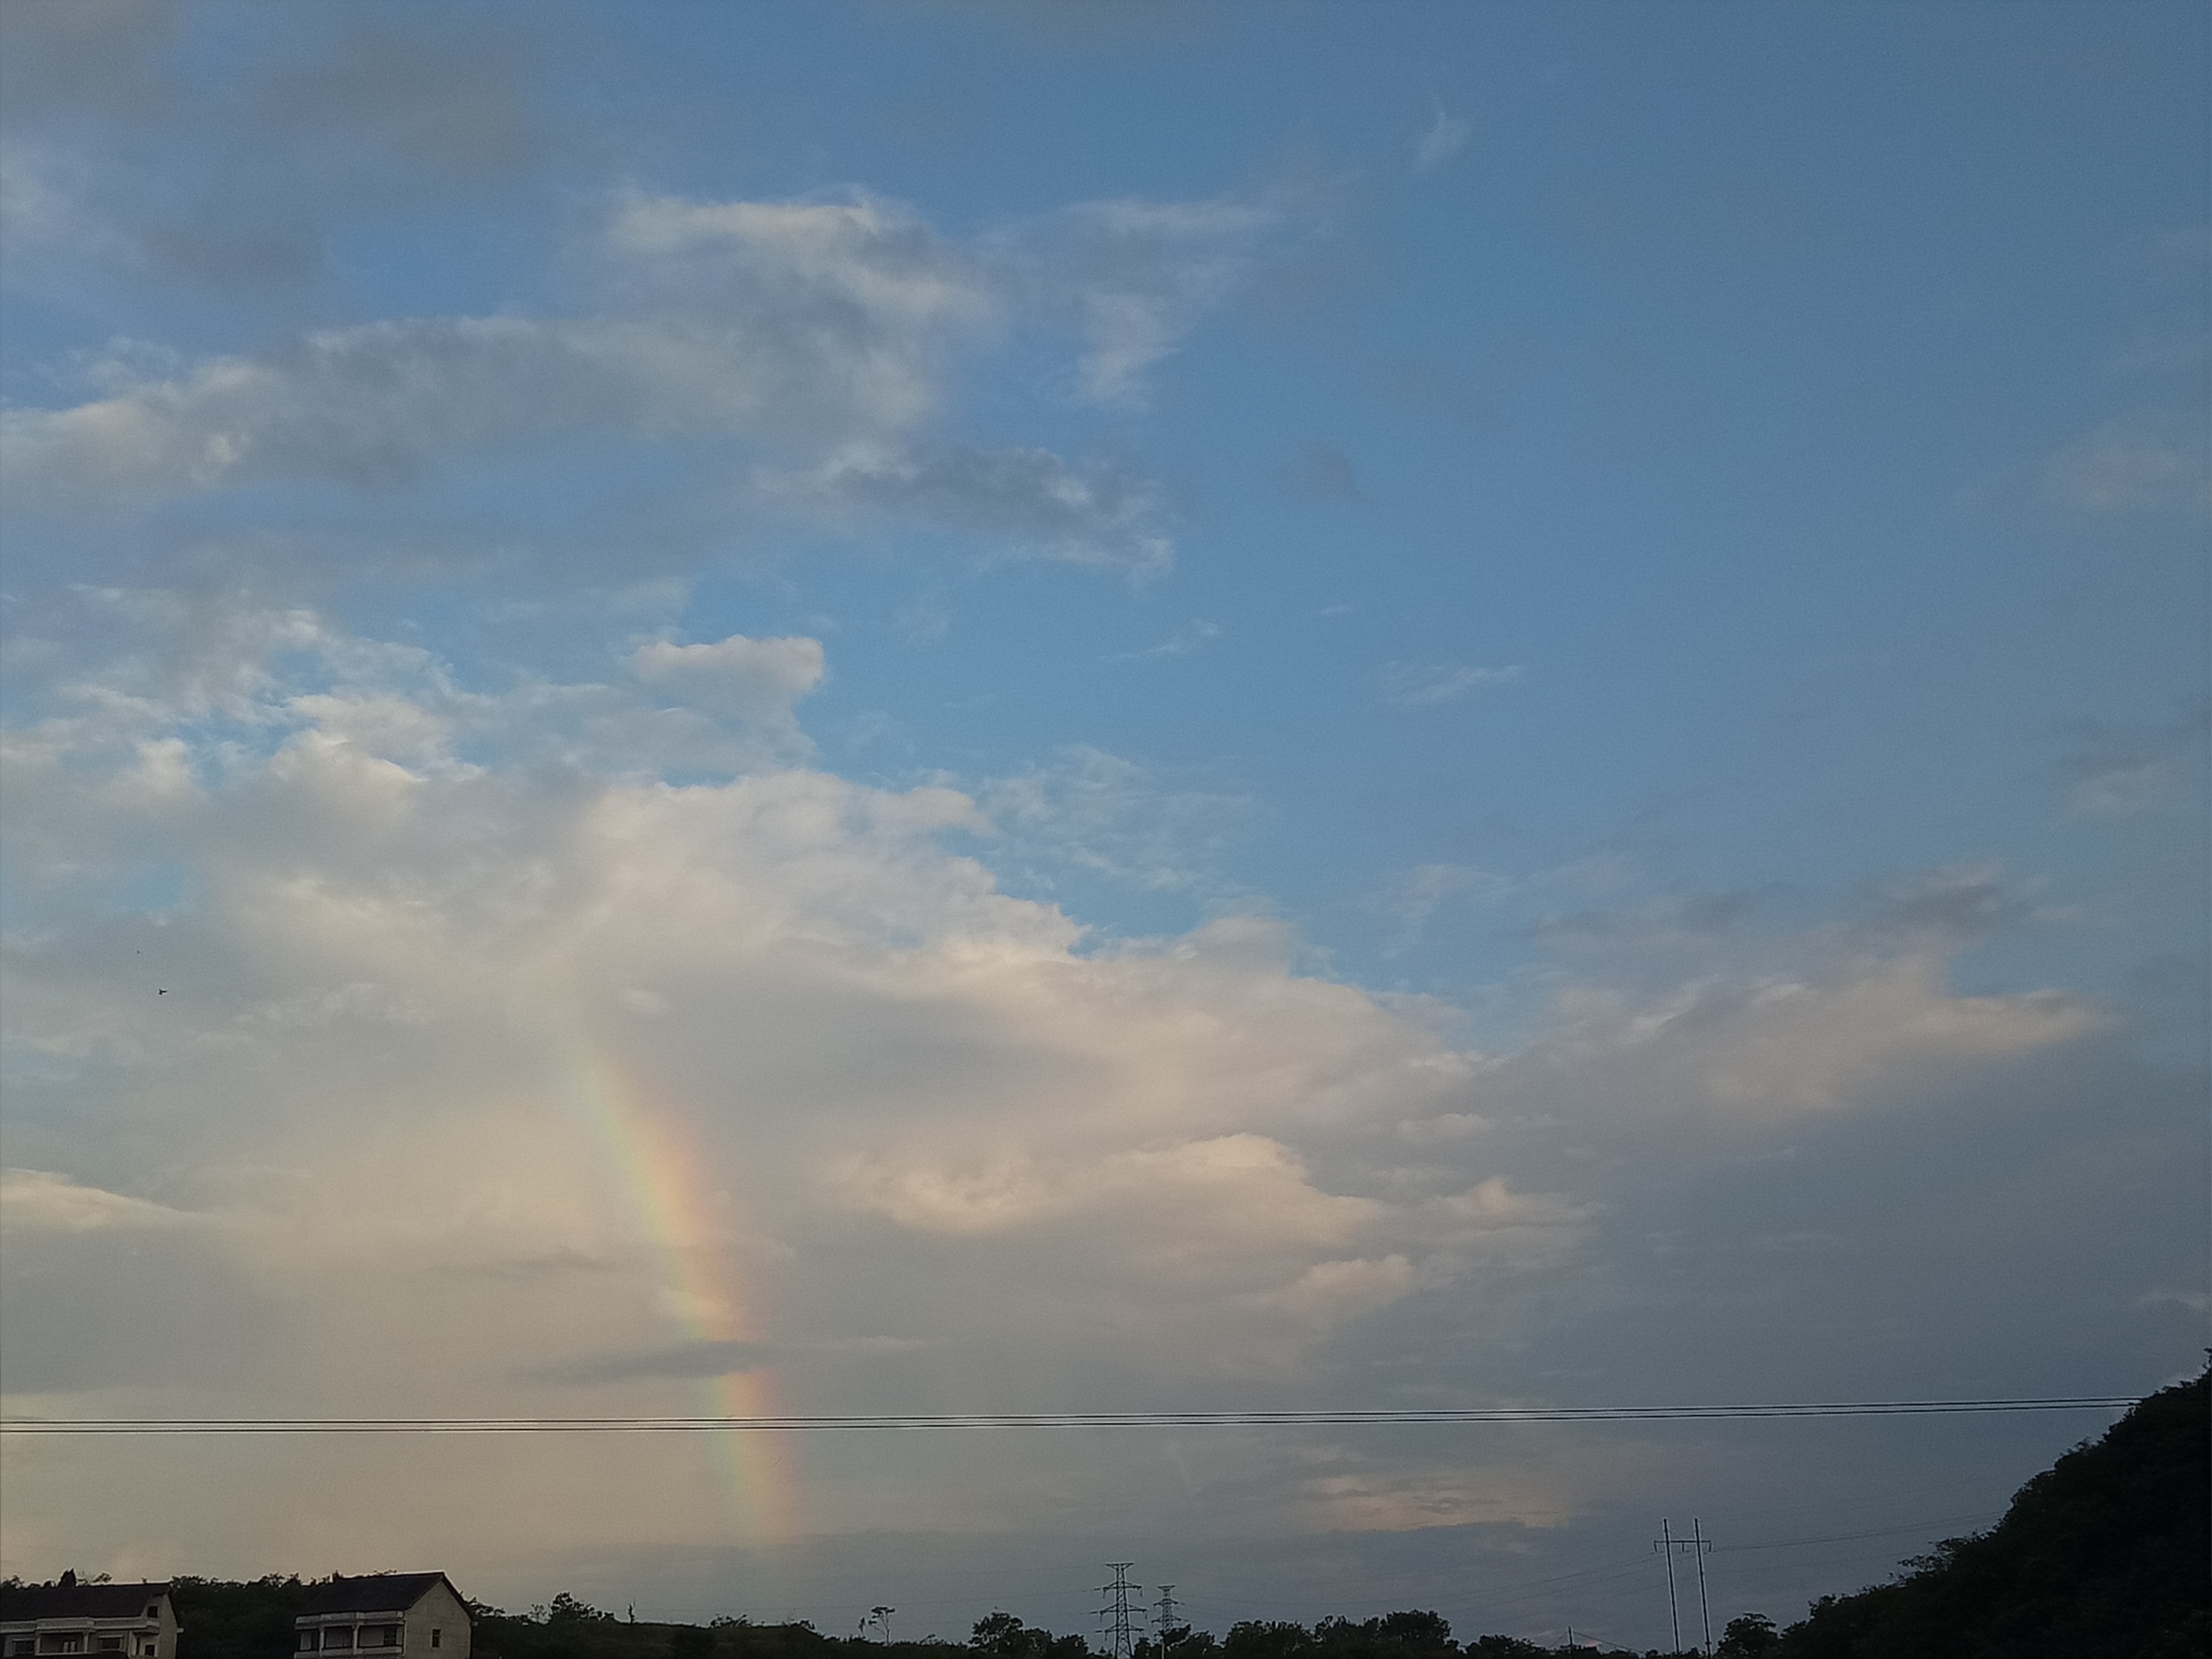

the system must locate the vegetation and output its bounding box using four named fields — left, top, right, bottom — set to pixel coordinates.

left=9, top=1368, right=2201, bottom=1659
left=1765, top=1364, right=2207, bottom=1659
